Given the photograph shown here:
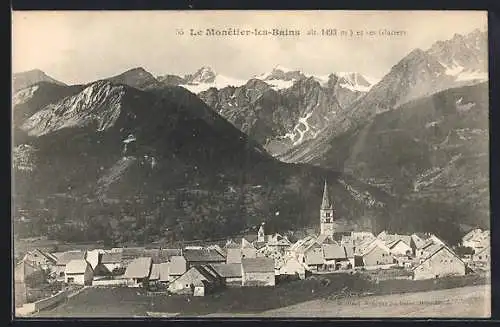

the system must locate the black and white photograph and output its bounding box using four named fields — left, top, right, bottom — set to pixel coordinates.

left=12, top=10, right=490, bottom=318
